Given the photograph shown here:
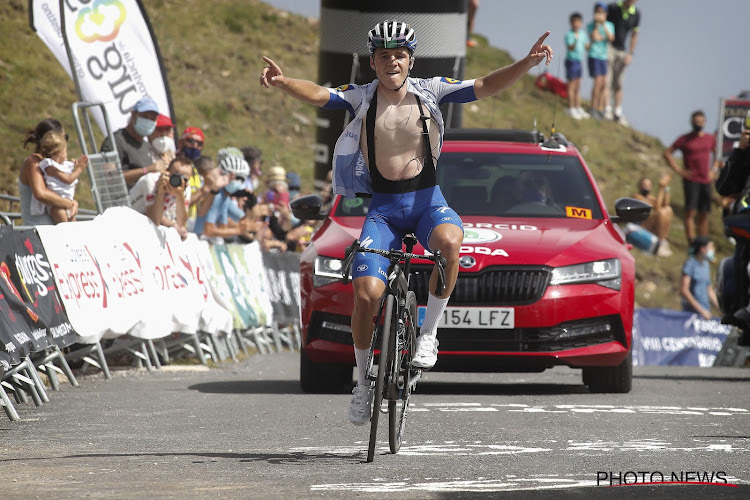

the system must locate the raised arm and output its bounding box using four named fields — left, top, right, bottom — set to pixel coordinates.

left=45, top=155, right=88, bottom=185
left=260, top=56, right=330, bottom=106
left=474, top=32, right=553, bottom=100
